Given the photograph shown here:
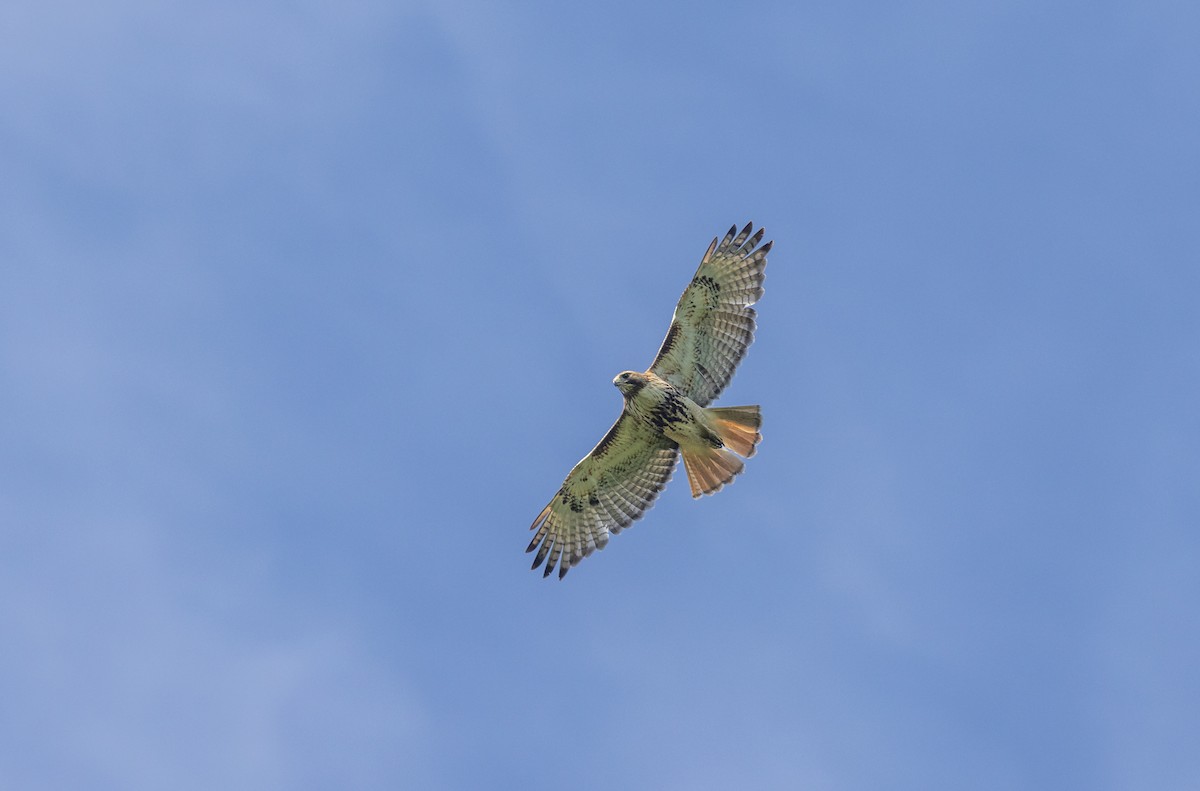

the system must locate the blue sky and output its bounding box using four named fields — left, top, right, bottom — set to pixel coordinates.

left=2, top=1, right=1198, bottom=788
